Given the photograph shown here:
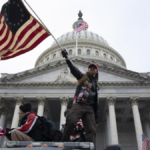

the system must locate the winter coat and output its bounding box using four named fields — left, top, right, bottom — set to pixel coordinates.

left=9, top=113, right=43, bottom=141
left=66, top=59, right=99, bottom=123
